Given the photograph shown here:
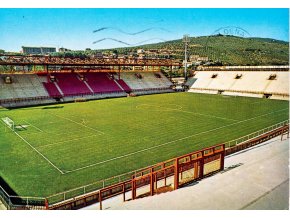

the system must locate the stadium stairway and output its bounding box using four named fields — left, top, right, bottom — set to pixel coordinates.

left=43, top=82, right=63, bottom=97
left=116, top=79, right=132, bottom=92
